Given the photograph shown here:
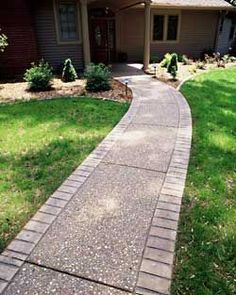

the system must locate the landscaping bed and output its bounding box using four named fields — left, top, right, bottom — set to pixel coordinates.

left=150, top=61, right=236, bottom=88
left=0, top=78, right=132, bottom=104
left=0, top=97, right=129, bottom=252
left=172, top=68, right=236, bottom=295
